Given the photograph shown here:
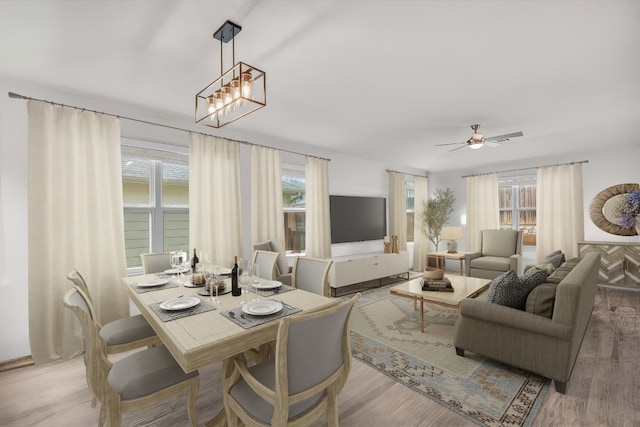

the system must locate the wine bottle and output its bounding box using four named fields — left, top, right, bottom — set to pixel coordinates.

left=191, top=248, right=199, bottom=274
left=231, top=256, right=241, bottom=296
